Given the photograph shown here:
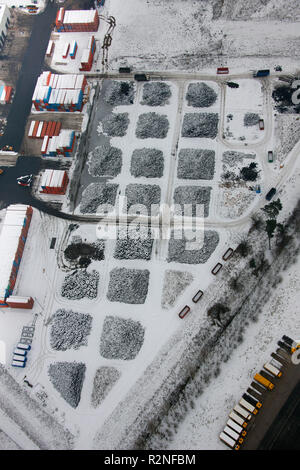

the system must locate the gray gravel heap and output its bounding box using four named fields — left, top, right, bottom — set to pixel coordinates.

left=136, top=112, right=169, bottom=139
left=100, top=316, right=145, bottom=360
left=80, top=183, right=118, bottom=214
left=114, top=227, right=153, bottom=260
left=102, top=113, right=129, bottom=137
left=104, top=80, right=135, bottom=106
left=222, top=150, right=256, bottom=168
left=182, top=113, right=219, bottom=138
left=161, top=270, right=194, bottom=309
left=61, top=270, right=100, bottom=300
left=91, top=367, right=121, bottom=408
left=141, top=82, right=171, bottom=106
left=130, top=148, right=164, bottom=178
left=186, top=82, right=217, bottom=107
left=177, top=149, right=215, bottom=180
left=173, top=185, right=212, bottom=217
left=48, top=362, right=86, bottom=408
left=167, top=230, right=219, bottom=264
left=244, top=112, right=260, bottom=126
left=49, top=309, right=92, bottom=351
left=107, top=267, right=150, bottom=304
left=88, top=143, right=122, bottom=177
left=125, top=183, right=161, bottom=216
